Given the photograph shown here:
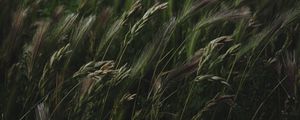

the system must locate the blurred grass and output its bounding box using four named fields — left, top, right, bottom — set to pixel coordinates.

left=1, top=0, right=300, bottom=120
